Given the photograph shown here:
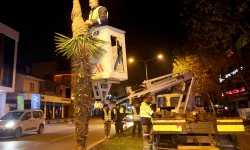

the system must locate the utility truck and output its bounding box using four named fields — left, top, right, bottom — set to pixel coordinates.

left=126, top=71, right=245, bottom=150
